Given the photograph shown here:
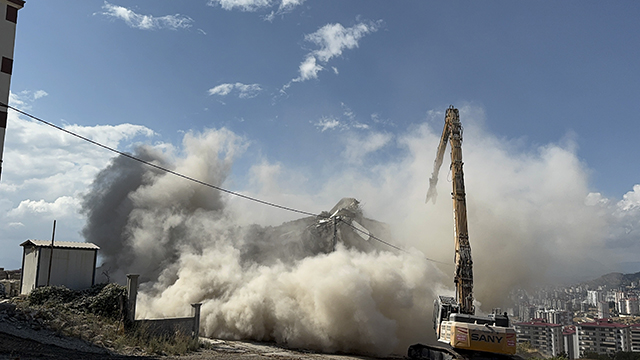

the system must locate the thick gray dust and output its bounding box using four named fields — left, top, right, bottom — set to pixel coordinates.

left=81, top=105, right=631, bottom=355
left=81, top=129, right=446, bottom=356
